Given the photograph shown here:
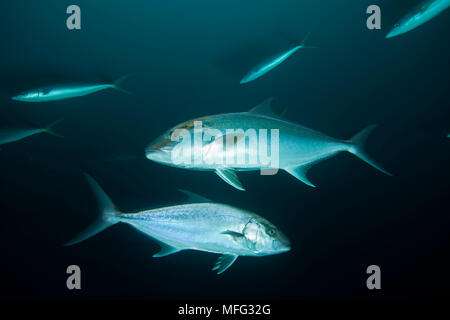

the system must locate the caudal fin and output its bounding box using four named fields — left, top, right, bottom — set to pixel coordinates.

left=300, top=31, right=318, bottom=49
left=346, top=125, right=392, bottom=176
left=112, top=74, right=133, bottom=95
left=64, top=174, right=120, bottom=246
left=43, top=119, right=64, bottom=138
